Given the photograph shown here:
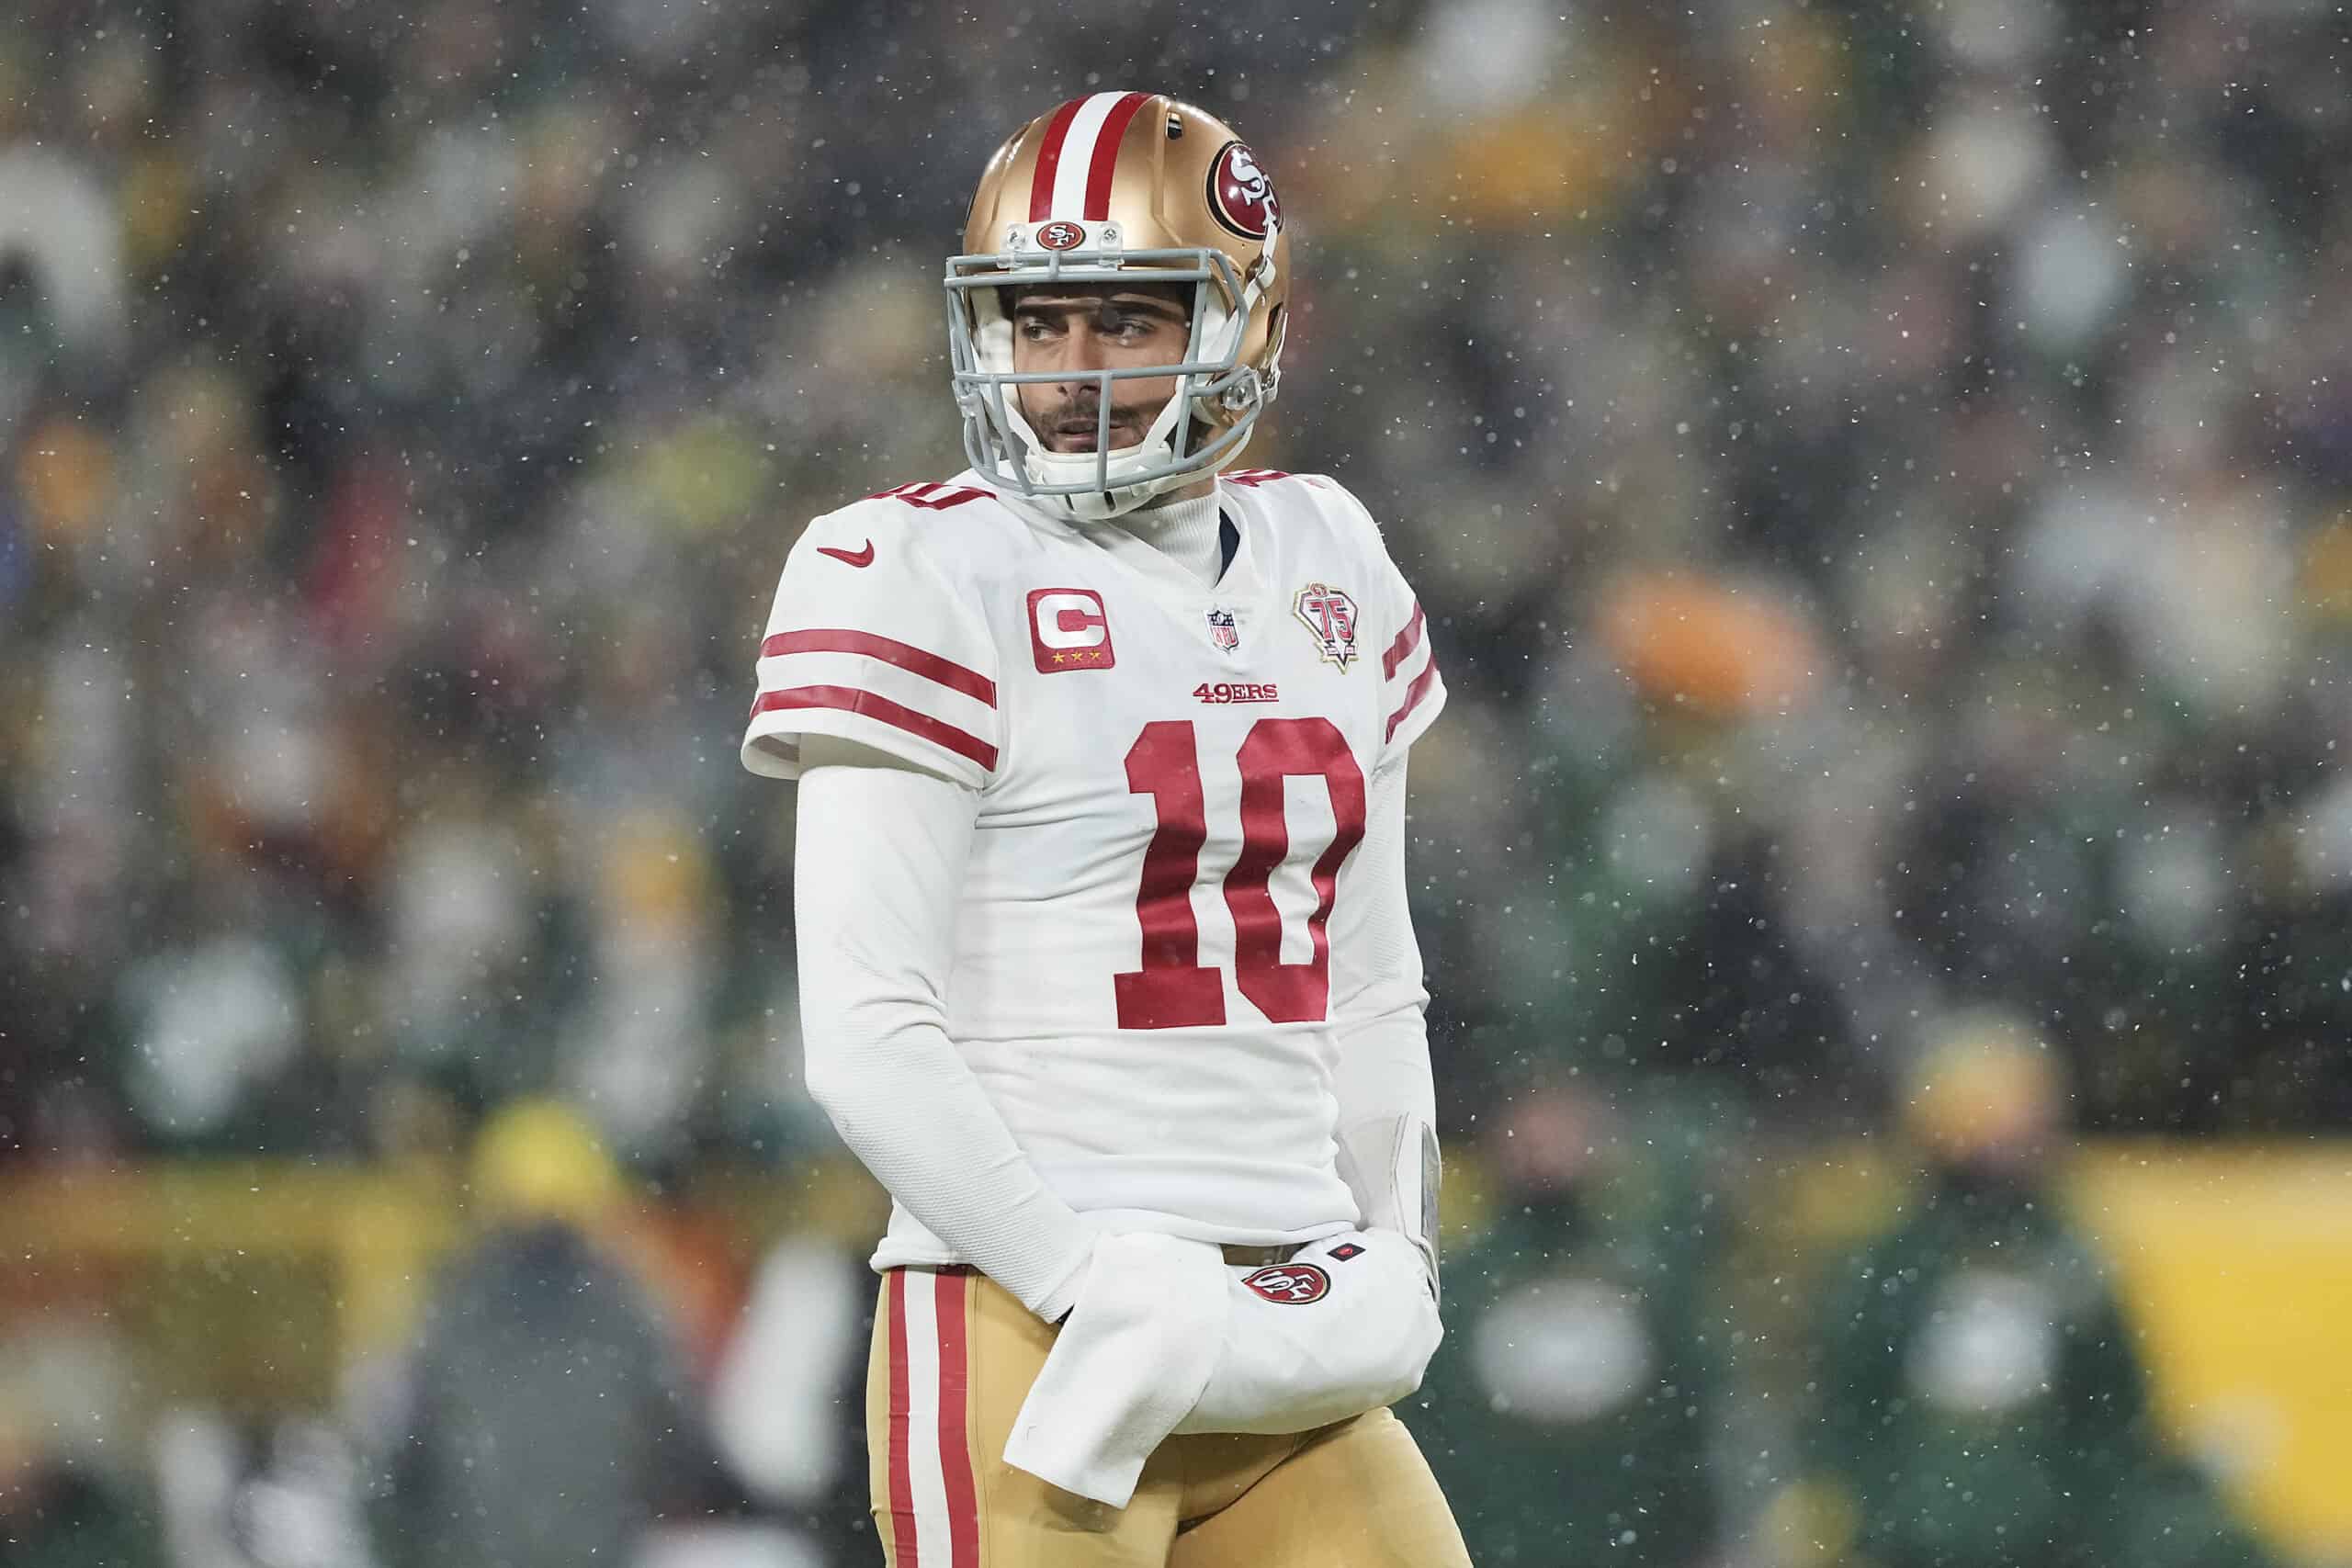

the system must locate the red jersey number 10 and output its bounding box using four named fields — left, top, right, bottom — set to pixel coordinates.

left=1114, top=717, right=1367, bottom=1029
